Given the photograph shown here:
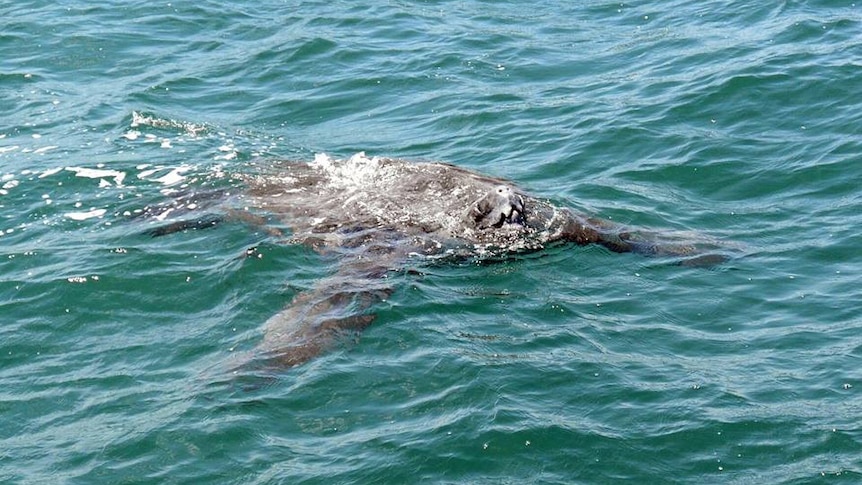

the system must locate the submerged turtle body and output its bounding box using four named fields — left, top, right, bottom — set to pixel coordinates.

left=148, top=152, right=727, bottom=372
